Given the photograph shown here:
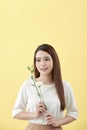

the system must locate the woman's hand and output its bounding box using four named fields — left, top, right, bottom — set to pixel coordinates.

left=34, top=101, right=46, bottom=119
left=45, top=114, right=61, bottom=127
